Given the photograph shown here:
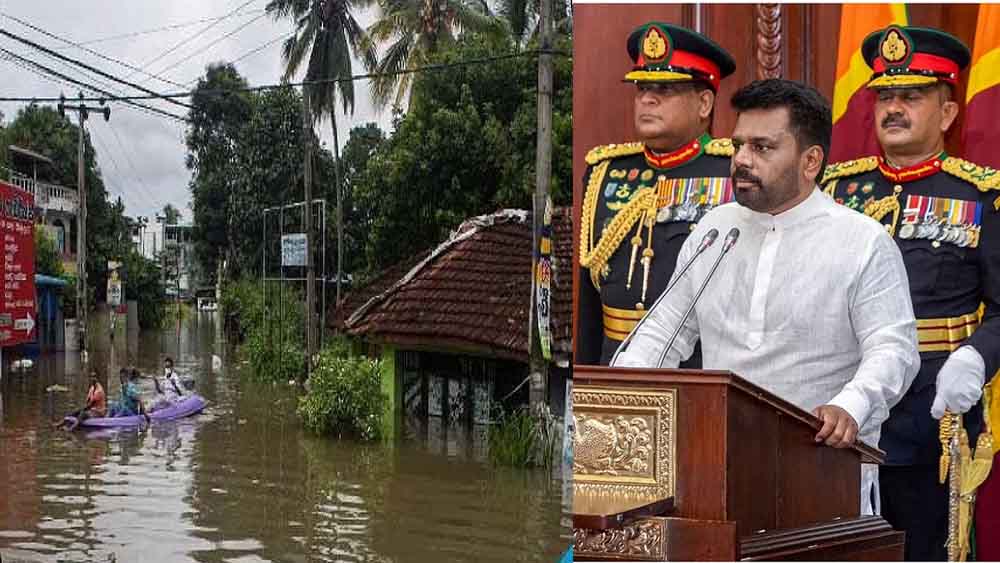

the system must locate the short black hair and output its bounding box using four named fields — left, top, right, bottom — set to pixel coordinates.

left=164, top=357, right=174, bottom=366
left=730, top=79, right=832, bottom=180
